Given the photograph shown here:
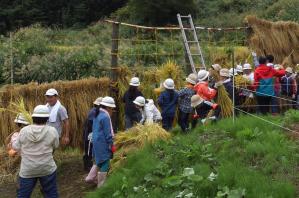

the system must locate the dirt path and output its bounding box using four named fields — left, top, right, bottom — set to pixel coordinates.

left=0, top=157, right=96, bottom=198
